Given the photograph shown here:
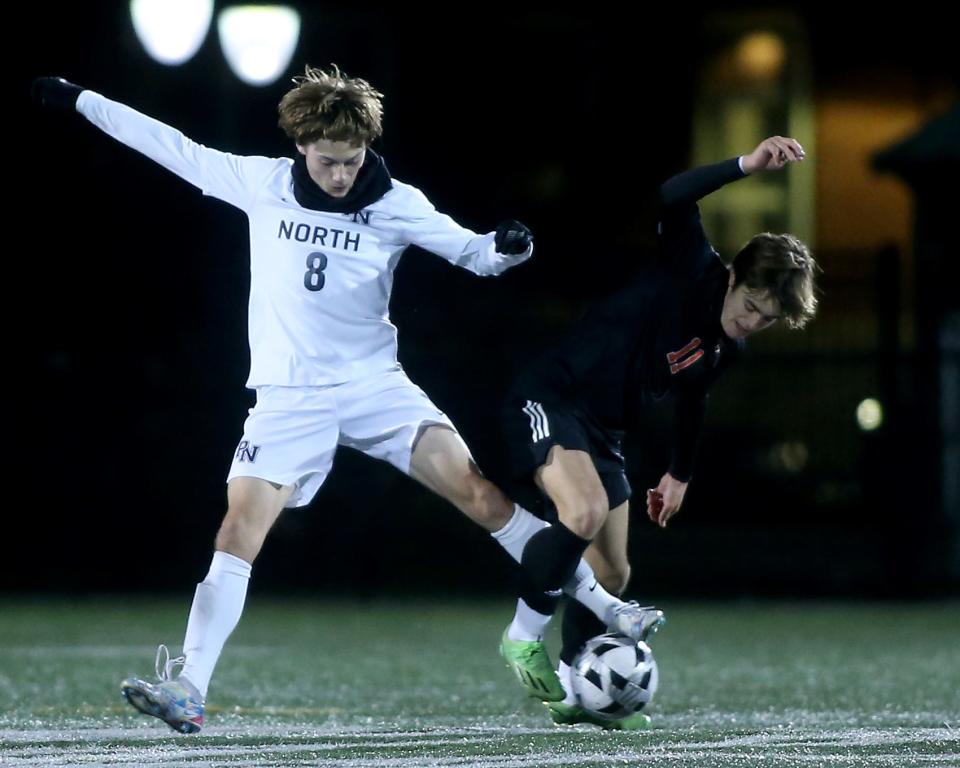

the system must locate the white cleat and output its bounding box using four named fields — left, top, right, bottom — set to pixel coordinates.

left=604, top=600, right=665, bottom=642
